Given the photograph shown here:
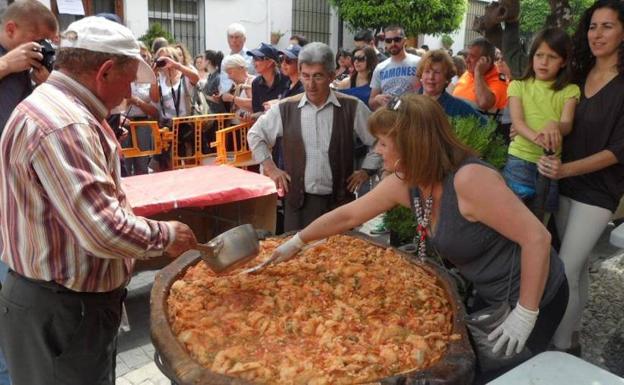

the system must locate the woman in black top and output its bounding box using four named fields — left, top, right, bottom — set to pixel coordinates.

left=265, top=95, right=567, bottom=374
left=203, top=50, right=226, bottom=114
left=538, top=0, right=624, bottom=353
